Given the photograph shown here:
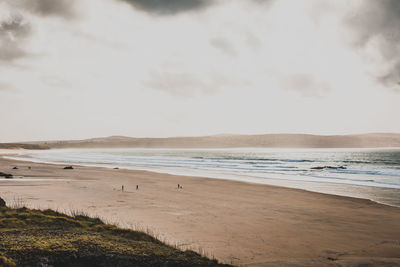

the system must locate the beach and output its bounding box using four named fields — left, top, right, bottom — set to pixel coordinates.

left=1, top=156, right=400, bottom=266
